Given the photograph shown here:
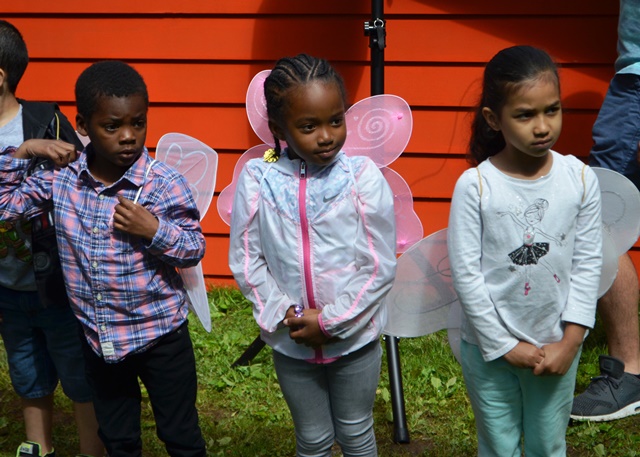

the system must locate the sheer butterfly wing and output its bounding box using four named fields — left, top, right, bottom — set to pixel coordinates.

left=156, top=133, right=219, bottom=332
left=380, top=167, right=423, bottom=254
left=156, top=133, right=218, bottom=218
left=590, top=167, right=640, bottom=298
left=593, top=167, right=640, bottom=256
left=177, top=264, right=211, bottom=332
left=343, top=94, right=412, bottom=168
left=383, top=229, right=461, bottom=360
left=246, top=70, right=277, bottom=146
left=216, top=70, right=286, bottom=225
left=344, top=95, right=421, bottom=252
left=216, top=144, right=270, bottom=226
left=383, top=229, right=455, bottom=338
